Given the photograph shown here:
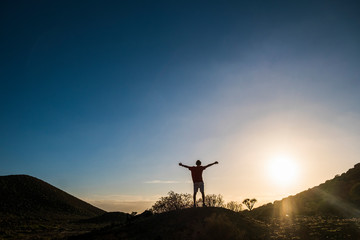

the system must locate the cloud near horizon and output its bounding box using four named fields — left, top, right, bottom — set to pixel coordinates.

left=88, top=199, right=154, bottom=213
left=82, top=194, right=160, bottom=213
left=144, top=180, right=189, bottom=184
